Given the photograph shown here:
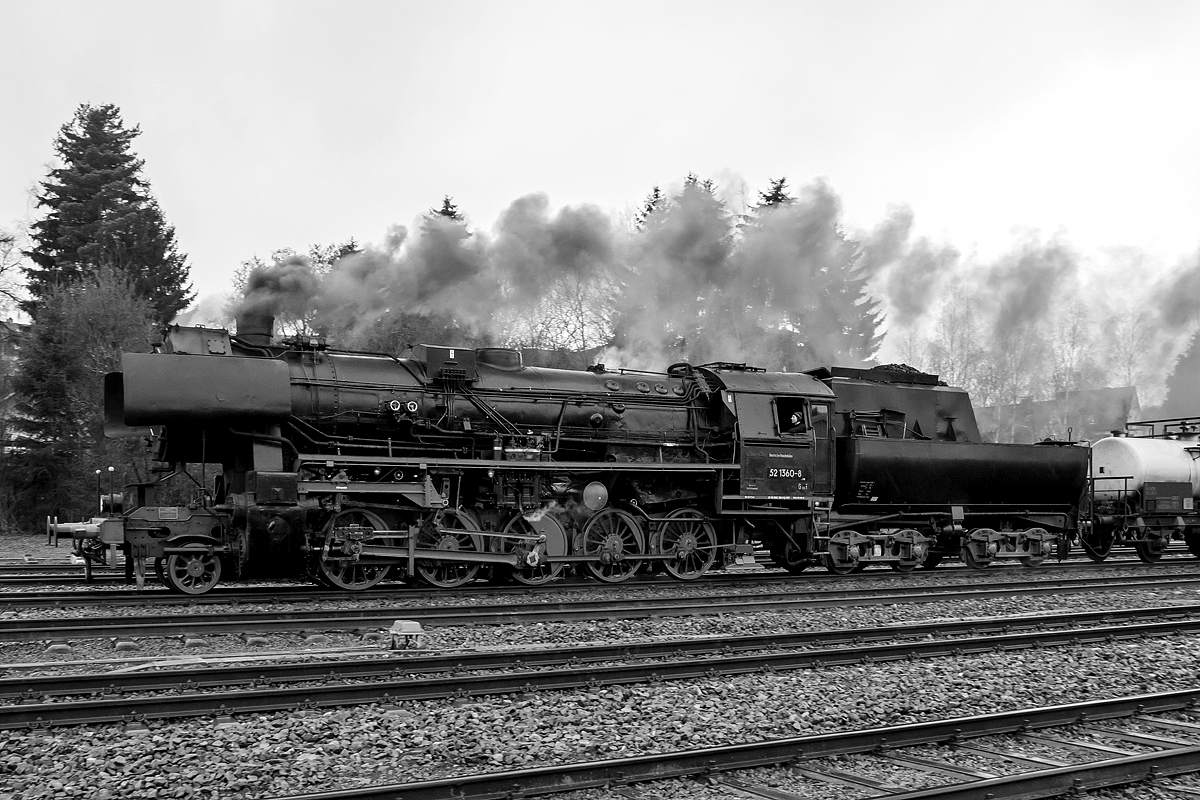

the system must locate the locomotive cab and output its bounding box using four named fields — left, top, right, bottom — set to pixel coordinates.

left=698, top=365, right=836, bottom=504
